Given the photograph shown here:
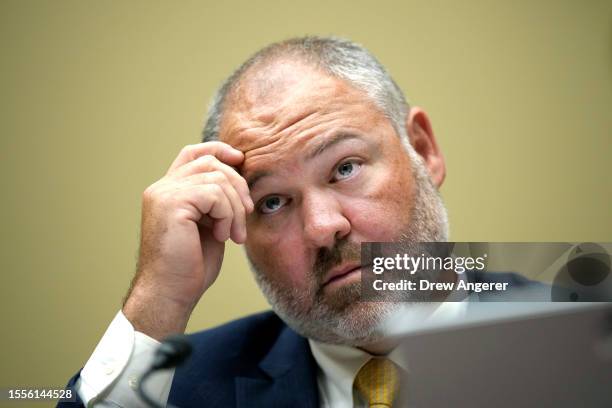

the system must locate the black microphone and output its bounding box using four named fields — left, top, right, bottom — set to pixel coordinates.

left=137, top=334, right=193, bottom=408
